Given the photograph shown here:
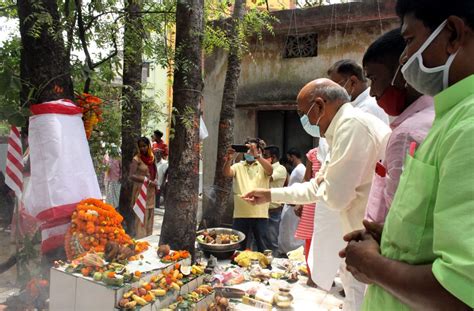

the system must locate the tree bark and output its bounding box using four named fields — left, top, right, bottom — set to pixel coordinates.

left=118, top=0, right=144, bottom=234
left=17, top=0, right=74, bottom=105
left=200, top=0, right=246, bottom=228
left=159, top=0, right=204, bottom=256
